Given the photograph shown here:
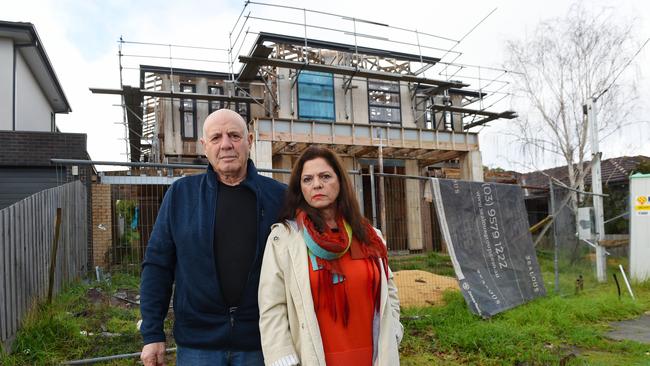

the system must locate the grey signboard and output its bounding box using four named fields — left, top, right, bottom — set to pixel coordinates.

left=430, top=178, right=546, bottom=317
